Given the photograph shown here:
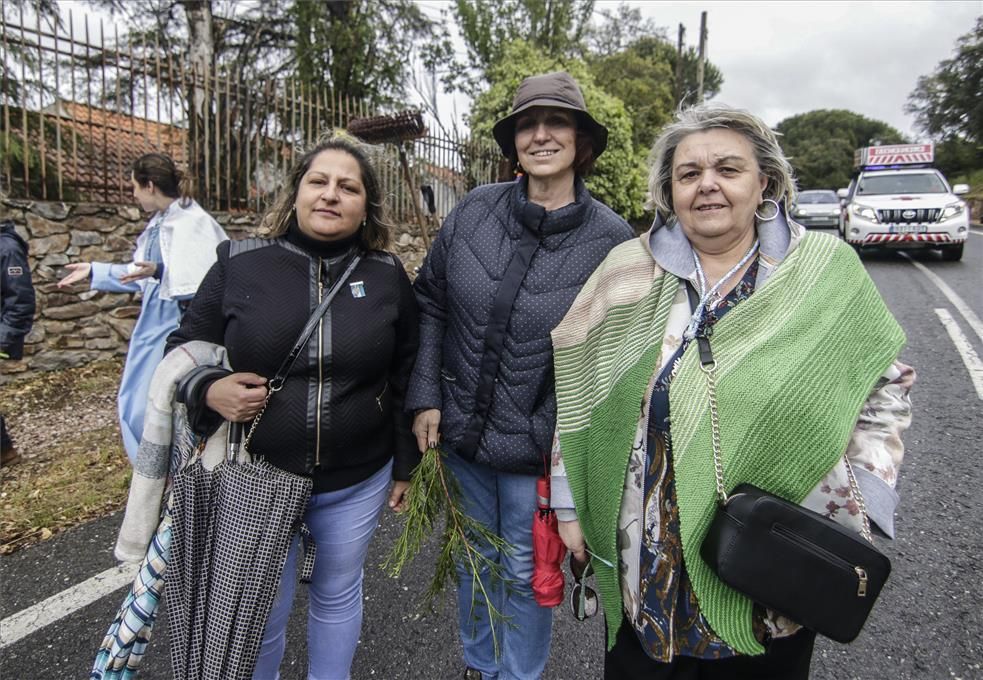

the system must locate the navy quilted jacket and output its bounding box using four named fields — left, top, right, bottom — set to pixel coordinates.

left=407, top=176, right=633, bottom=474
